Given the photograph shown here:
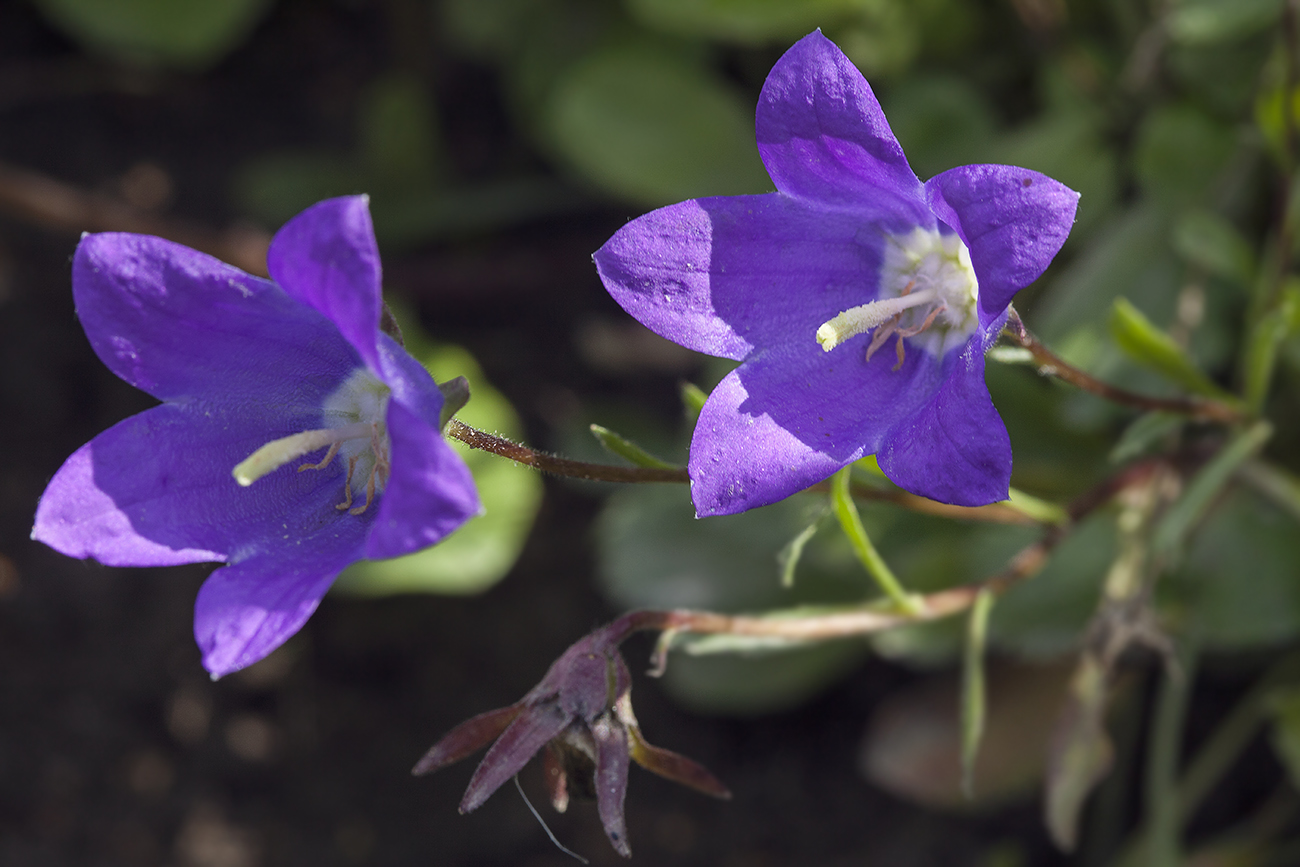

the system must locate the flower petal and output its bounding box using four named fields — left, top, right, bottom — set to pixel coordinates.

left=591, top=715, right=632, bottom=858
left=689, top=344, right=943, bottom=516
left=595, top=193, right=916, bottom=361
left=876, top=333, right=1012, bottom=506
left=411, top=704, right=525, bottom=775
left=194, top=517, right=368, bottom=677
left=73, top=233, right=357, bottom=405
left=365, top=401, right=481, bottom=560
left=924, top=164, right=1079, bottom=319
left=756, top=31, right=927, bottom=219
left=460, top=702, right=571, bottom=813
left=32, top=403, right=361, bottom=567
left=266, top=195, right=383, bottom=371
